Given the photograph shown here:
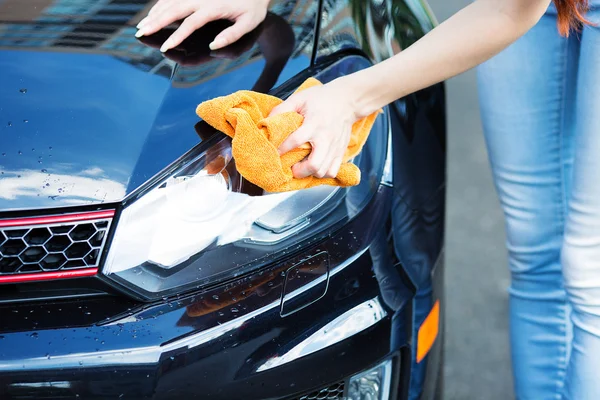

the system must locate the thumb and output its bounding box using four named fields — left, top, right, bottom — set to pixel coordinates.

left=209, top=17, right=253, bottom=50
